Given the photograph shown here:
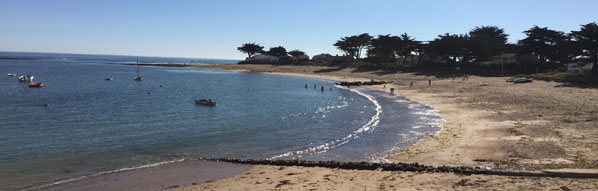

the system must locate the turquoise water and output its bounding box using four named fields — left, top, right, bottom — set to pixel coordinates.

left=0, top=52, right=442, bottom=190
